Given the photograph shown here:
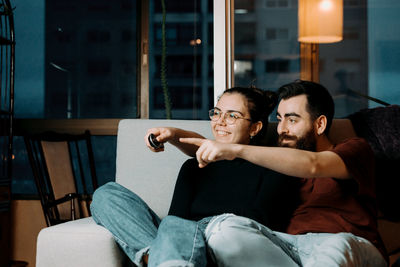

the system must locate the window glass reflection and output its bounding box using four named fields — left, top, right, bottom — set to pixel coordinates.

left=14, top=0, right=138, bottom=119
left=149, top=0, right=214, bottom=119
left=319, top=0, right=400, bottom=117
left=234, top=0, right=300, bottom=91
